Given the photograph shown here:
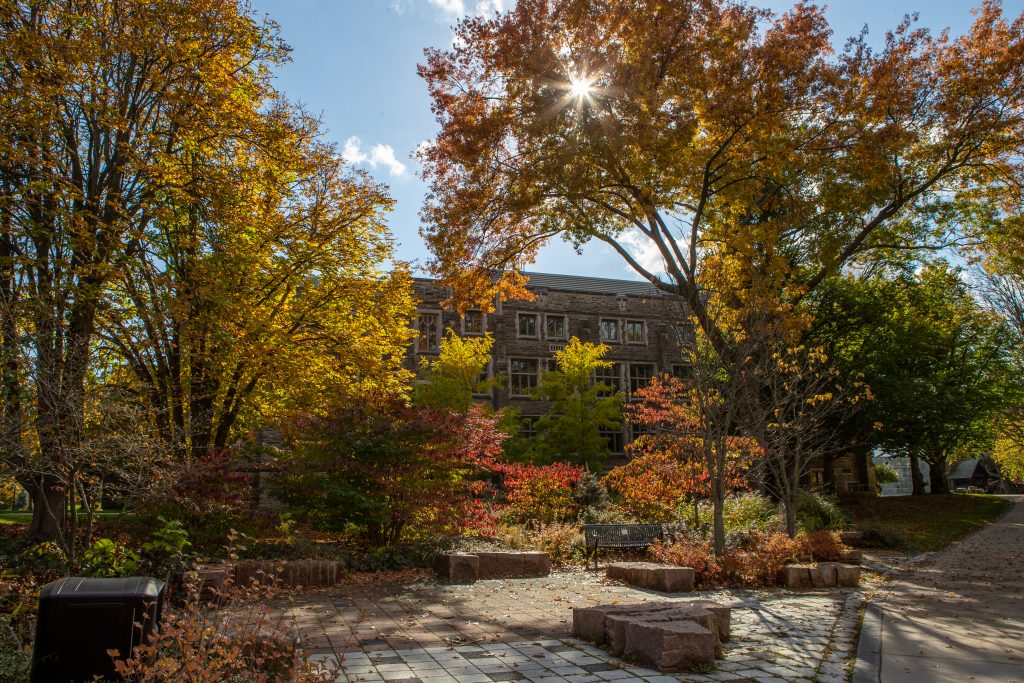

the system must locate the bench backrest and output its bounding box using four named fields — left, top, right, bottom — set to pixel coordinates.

left=583, top=523, right=664, bottom=548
